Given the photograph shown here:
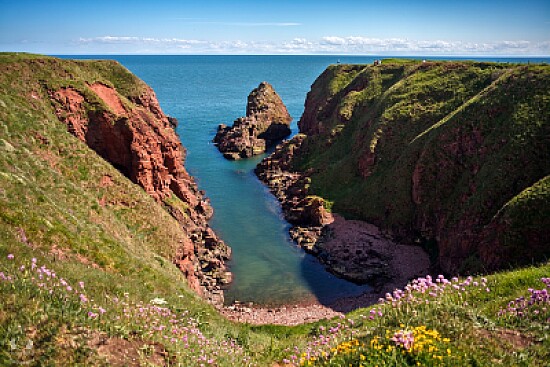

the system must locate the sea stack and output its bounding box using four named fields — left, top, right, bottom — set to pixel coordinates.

left=213, top=82, right=292, bottom=160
